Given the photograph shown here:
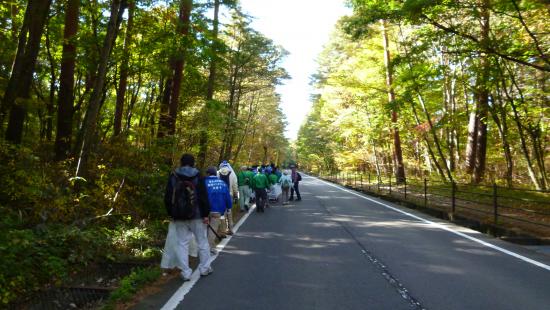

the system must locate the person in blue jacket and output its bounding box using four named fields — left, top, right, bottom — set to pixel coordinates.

left=204, top=166, right=233, bottom=254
